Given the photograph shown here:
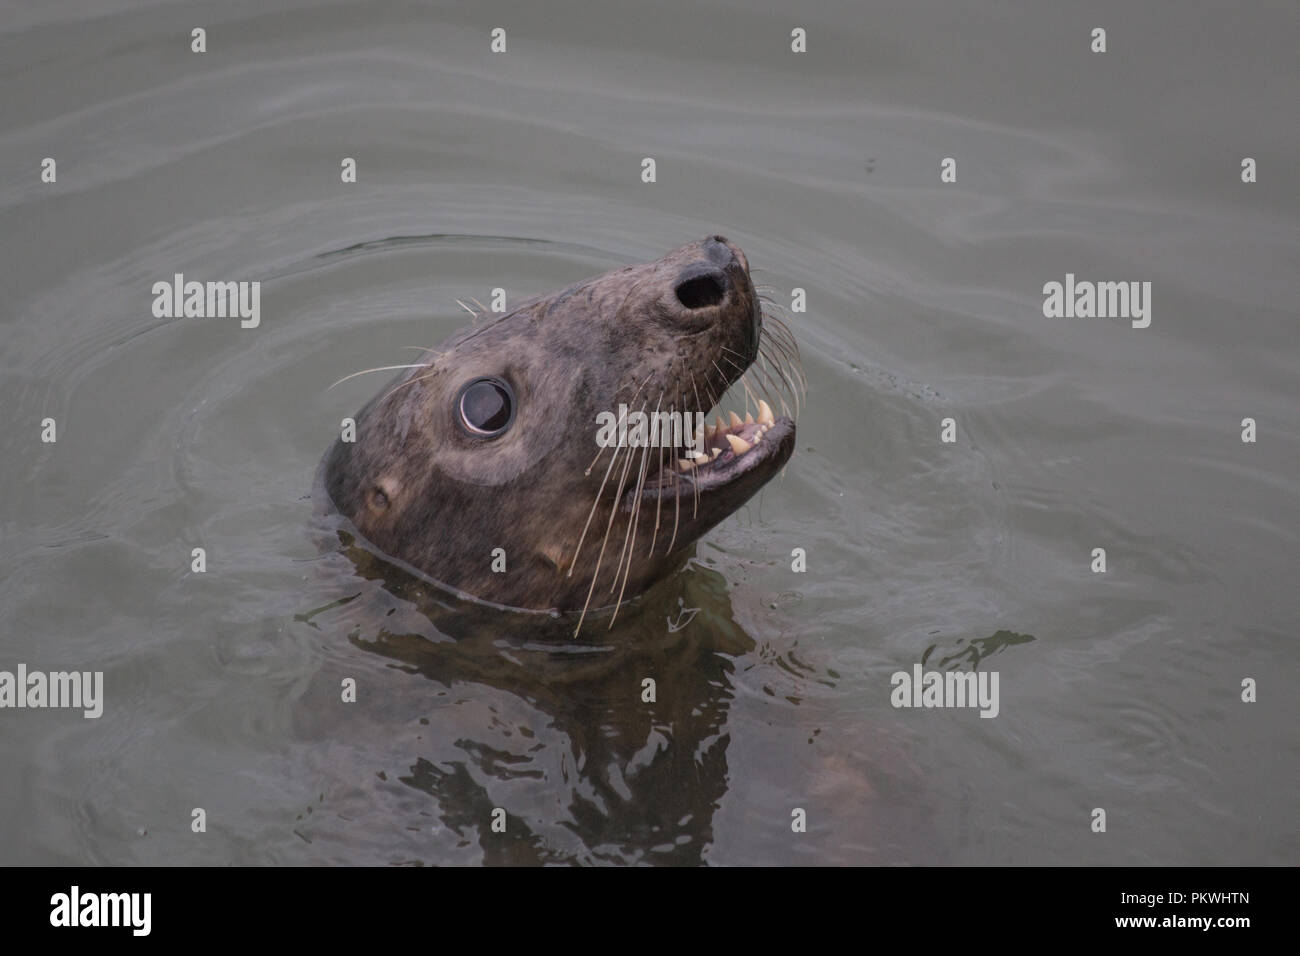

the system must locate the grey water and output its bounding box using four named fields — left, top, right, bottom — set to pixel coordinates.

left=0, top=0, right=1296, bottom=865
